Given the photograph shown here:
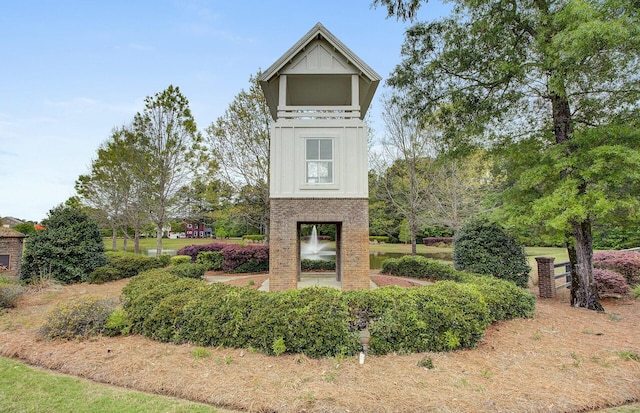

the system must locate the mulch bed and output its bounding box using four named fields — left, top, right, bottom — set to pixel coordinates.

left=1, top=278, right=639, bottom=412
